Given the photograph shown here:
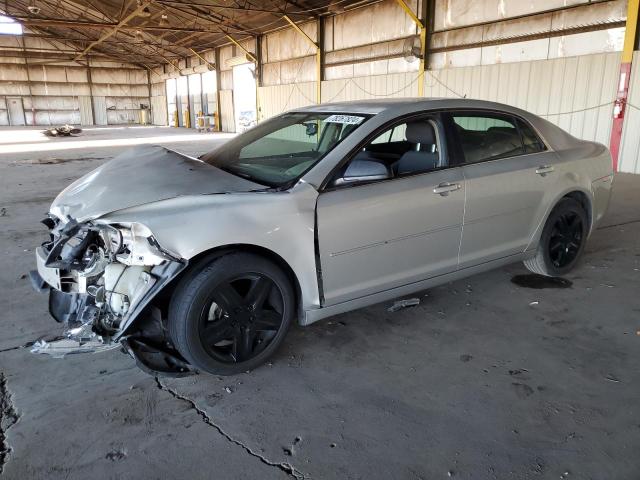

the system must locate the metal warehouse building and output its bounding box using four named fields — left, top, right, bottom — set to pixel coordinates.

left=1, top=0, right=639, bottom=172
left=1, top=1, right=640, bottom=479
